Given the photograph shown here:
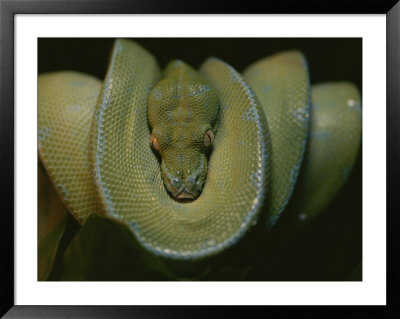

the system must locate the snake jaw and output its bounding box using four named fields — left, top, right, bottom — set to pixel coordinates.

left=176, top=190, right=196, bottom=200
